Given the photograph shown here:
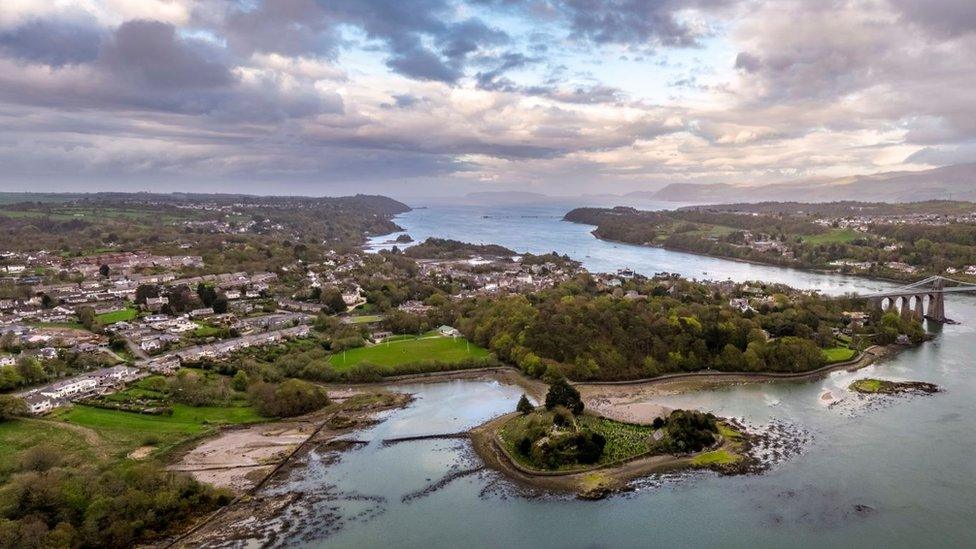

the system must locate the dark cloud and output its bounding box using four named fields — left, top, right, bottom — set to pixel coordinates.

left=475, top=52, right=538, bottom=89
left=393, top=94, right=420, bottom=108
left=890, top=0, right=976, bottom=38
left=0, top=18, right=103, bottom=67
left=101, top=20, right=234, bottom=89
left=386, top=43, right=462, bottom=83
left=222, top=0, right=339, bottom=57
left=437, top=19, right=510, bottom=60
left=477, top=0, right=734, bottom=47
left=217, top=0, right=511, bottom=84
left=734, top=51, right=761, bottom=73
